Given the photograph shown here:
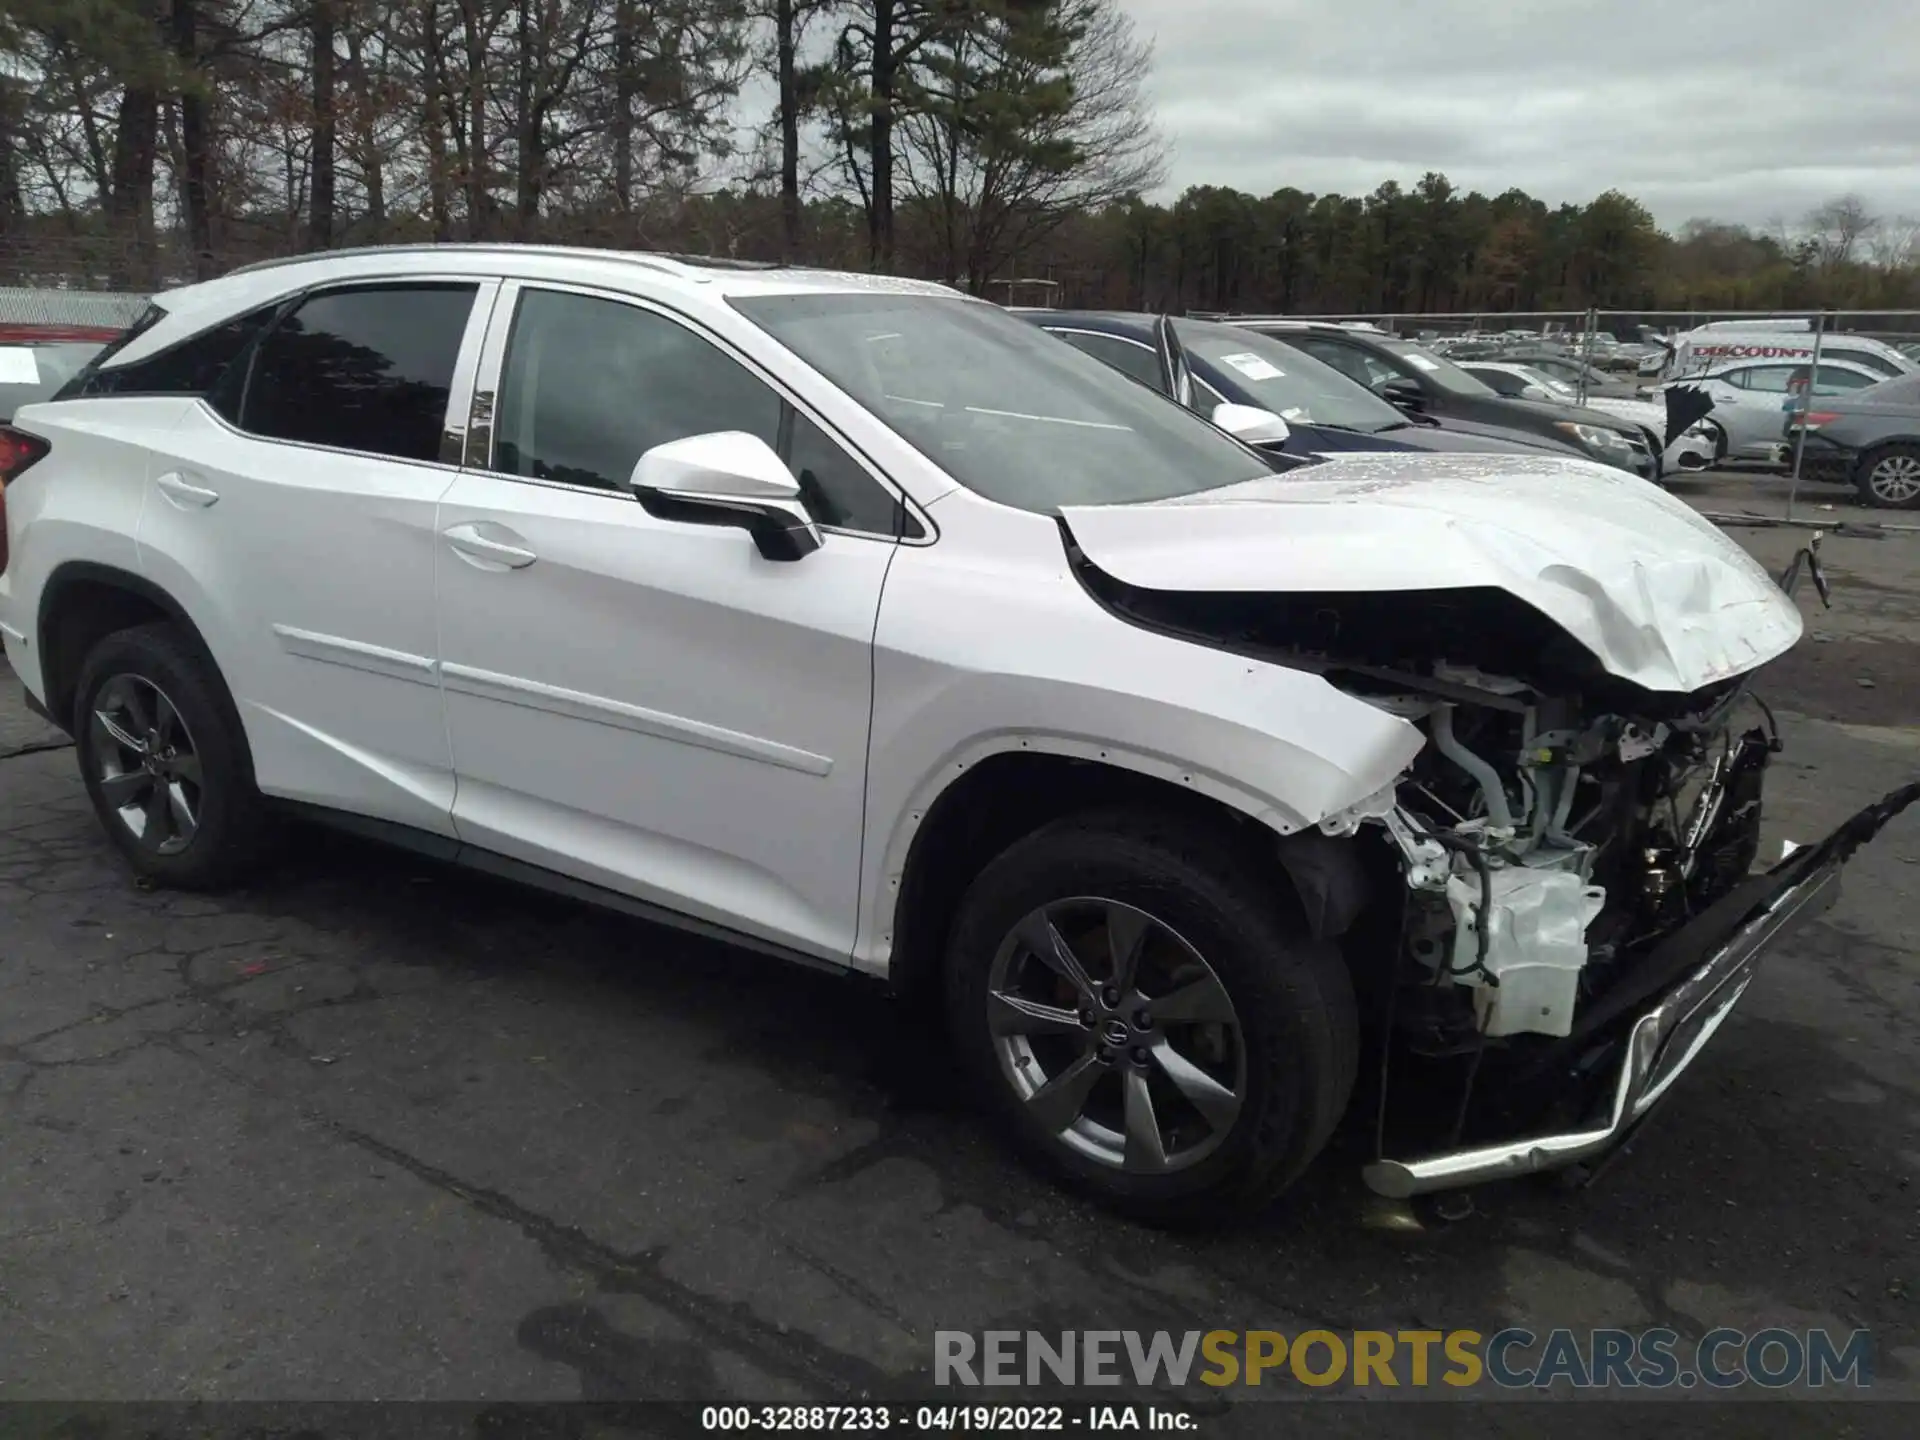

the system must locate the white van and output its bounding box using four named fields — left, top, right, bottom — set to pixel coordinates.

left=1642, top=320, right=1917, bottom=383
